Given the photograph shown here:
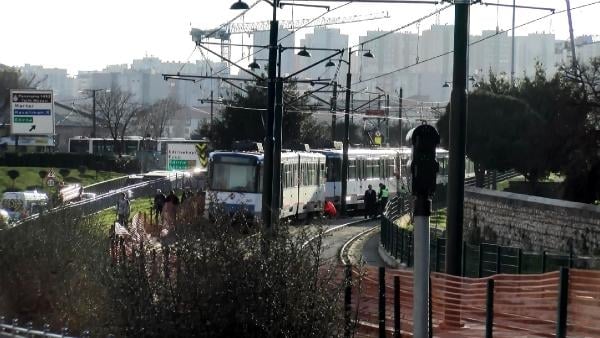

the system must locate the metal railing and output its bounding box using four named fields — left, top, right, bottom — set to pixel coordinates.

left=381, top=195, right=600, bottom=274
left=9, top=178, right=174, bottom=230
left=82, top=175, right=129, bottom=195
left=0, top=317, right=81, bottom=338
